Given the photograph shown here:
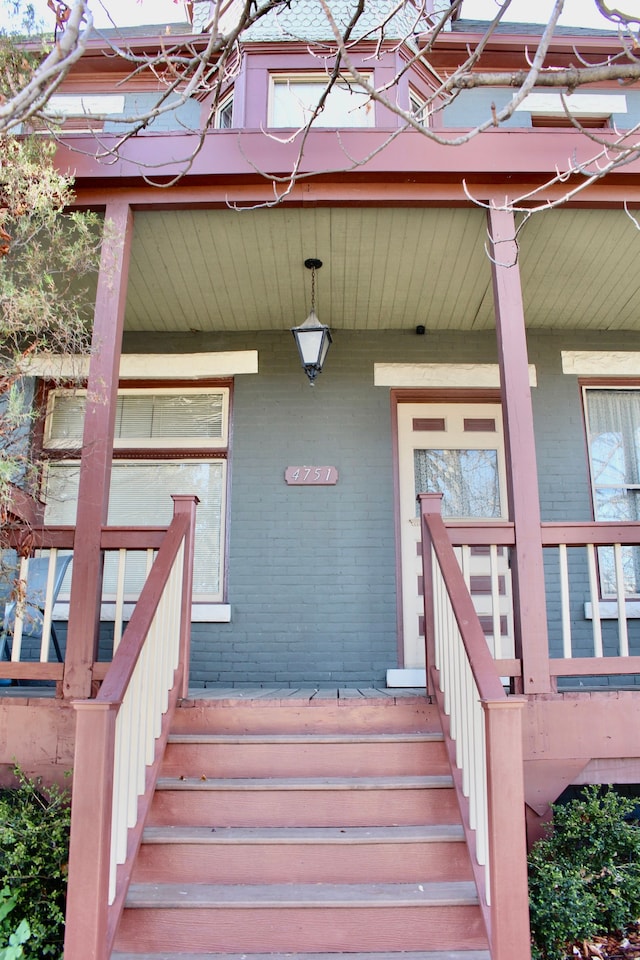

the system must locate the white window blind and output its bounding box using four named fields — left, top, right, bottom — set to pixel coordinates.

left=44, top=460, right=226, bottom=599
left=270, top=77, right=374, bottom=128
left=45, top=389, right=228, bottom=448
